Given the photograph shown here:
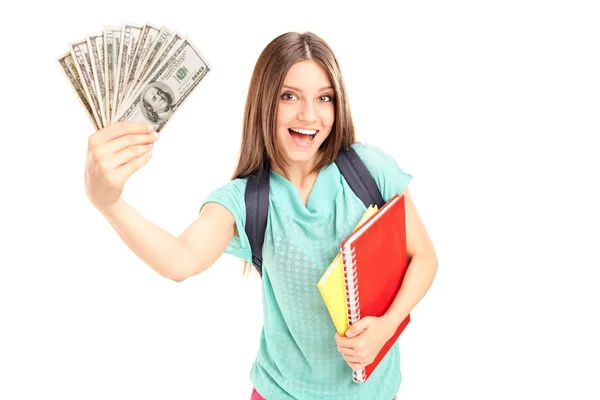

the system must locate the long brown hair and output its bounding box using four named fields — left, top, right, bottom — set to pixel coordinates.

left=232, top=31, right=357, bottom=276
